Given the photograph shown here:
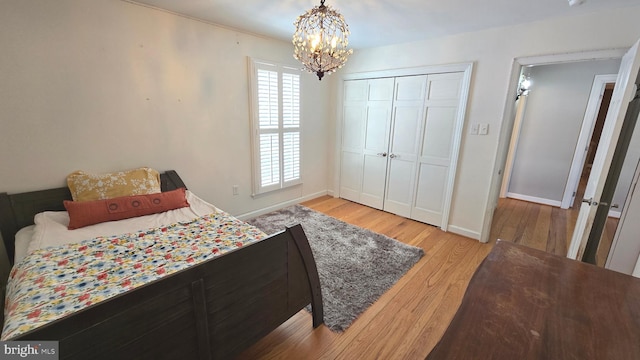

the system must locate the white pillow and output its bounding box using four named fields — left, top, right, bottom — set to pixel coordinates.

left=27, top=191, right=220, bottom=255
